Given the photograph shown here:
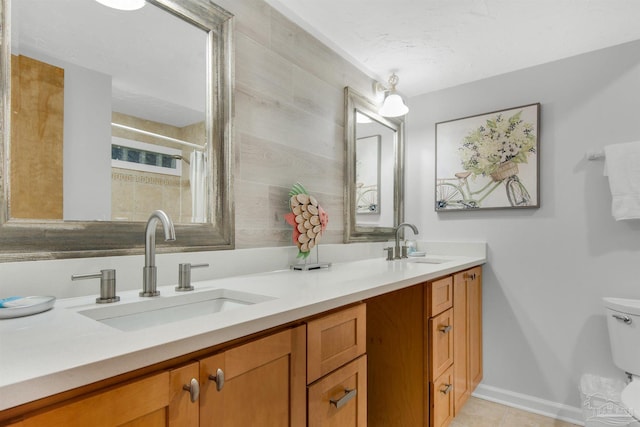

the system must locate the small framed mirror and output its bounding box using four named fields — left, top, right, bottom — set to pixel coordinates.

left=344, top=87, right=405, bottom=242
